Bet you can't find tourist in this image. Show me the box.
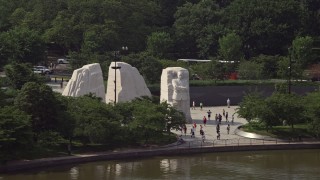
[216,124,220,134]
[200,129,204,136]
[215,114,218,121]
[203,116,207,126]
[232,114,234,124]
[226,112,229,122]
[223,109,225,117]
[207,110,212,120]
[192,100,196,110]
[202,132,206,143]
[200,102,203,110]
[218,114,222,123]
[227,98,230,108]
[190,127,195,138]
[227,124,230,134]
[193,122,197,129]
[217,132,220,140]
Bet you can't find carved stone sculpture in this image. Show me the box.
[105,62,151,104]
[161,67,191,122]
[62,63,106,102]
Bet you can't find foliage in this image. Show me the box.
[14,82,61,136]
[174,0,223,58]
[147,32,173,59]
[122,52,163,83]
[4,63,45,90]
[303,92,320,137]
[218,32,243,62]
[158,102,186,133]
[252,55,279,79]
[291,36,314,68]
[237,92,264,122]
[223,0,307,56]
[238,92,305,131]
[237,61,263,80]
[0,106,33,162]
[0,27,45,66]
[67,96,121,144]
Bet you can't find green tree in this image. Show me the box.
[67,96,121,144]
[128,98,167,144]
[237,61,262,80]
[0,27,45,65]
[237,92,264,122]
[0,106,33,163]
[252,55,279,79]
[14,82,61,137]
[223,0,307,55]
[122,52,163,84]
[4,63,44,90]
[292,36,314,68]
[303,92,320,137]
[174,0,223,58]
[159,102,186,133]
[218,32,243,62]
[265,93,304,130]
[147,32,173,58]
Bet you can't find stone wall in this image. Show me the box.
[189,85,318,106]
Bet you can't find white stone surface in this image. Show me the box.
[62,63,105,102]
[160,67,192,122]
[105,62,151,104]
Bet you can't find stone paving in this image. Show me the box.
[173,105,247,142]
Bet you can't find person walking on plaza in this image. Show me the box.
[218,114,222,124]
[223,109,225,117]
[207,110,212,120]
[232,114,234,124]
[216,124,220,134]
[190,127,195,138]
[227,124,230,134]
[192,100,196,110]
[203,116,207,126]
[226,112,229,122]
[217,132,220,140]
[227,98,230,108]
[202,131,206,143]
[200,102,203,110]
[215,114,218,121]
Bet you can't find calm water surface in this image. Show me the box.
[1,149,320,180]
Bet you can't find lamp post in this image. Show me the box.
[111,46,128,105]
[288,47,292,94]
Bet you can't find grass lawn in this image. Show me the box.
[241,123,315,139]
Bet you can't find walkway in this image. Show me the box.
[174,105,249,142]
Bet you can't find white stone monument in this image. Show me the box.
[105,62,151,104]
[160,67,192,122]
[62,63,106,102]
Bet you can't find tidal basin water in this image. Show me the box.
[1,149,320,180]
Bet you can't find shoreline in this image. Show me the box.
[1,141,320,173]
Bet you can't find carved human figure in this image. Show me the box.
[172,70,191,120]
[167,71,176,103]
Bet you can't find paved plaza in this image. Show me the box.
[173,105,248,143]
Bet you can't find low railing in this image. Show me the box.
[171,138,319,149]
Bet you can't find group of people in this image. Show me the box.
[177,99,235,143]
